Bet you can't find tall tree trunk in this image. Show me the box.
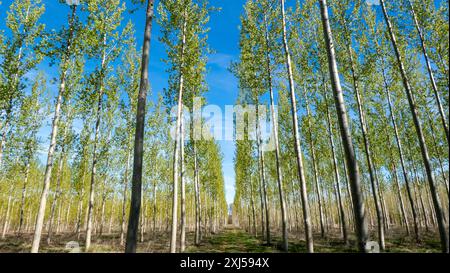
[1,186,13,239]
[18,163,30,234]
[258,175,265,240]
[140,188,145,243]
[255,103,270,246]
[64,196,72,233]
[193,139,201,245]
[280,0,313,253]
[99,192,107,237]
[249,180,257,237]
[31,6,77,253]
[47,154,64,245]
[125,0,154,253]
[264,14,288,251]
[305,95,325,239]
[339,139,355,230]
[75,184,84,238]
[382,63,420,241]
[85,33,107,252]
[180,114,186,252]
[170,7,187,254]
[152,180,157,234]
[409,159,430,232]
[380,0,449,253]
[318,0,369,253]
[108,194,116,234]
[407,0,449,143]
[387,140,410,235]
[346,42,385,250]
[323,90,348,244]
[120,150,131,246]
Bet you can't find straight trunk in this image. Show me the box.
[18,163,30,234]
[280,0,313,252]
[264,14,287,251]
[389,148,410,235]
[31,5,77,253]
[324,91,348,244]
[180,114,186,252]
[121,150,131,246]
[346,42,385,250]
[249,180,257,237]
[255,104,270,245]
[319,0,369,252]
[382,63,420,241]
[125,0,154,253]
[305,97,325,239]
[193,139,201,245]
[1,187,13,239]
[85,34,107,252]
[47,154,64,245]
[170,7,187,253]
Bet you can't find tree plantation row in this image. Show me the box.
[0,0,227,253]
[0,0,448,254]
[231,0,448,253]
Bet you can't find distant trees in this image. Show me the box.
[157,0,213,253]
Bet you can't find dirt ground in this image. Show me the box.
[0,226,442,253]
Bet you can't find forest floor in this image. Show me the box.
[0,226,442,253]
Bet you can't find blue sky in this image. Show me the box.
[0,0,245,204]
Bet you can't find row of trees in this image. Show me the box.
[233,0,448,253]
[0,0,227,253]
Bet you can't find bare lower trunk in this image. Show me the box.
[99,193,107,236]
[258,175,265,240]
[121,150,131,246]
[389,151,410,235]
[255,104,270,245]
[264,15,287,250]
[324,91,348,244]
[280,0,313,252]
[319,0,369,252]
[18,164,30,234]
[305,97,325,238]
[170,8,187,253]
[125,0,154,253]
[346,41,385,250]
[108,195,116,234]
[47,155,64,245]
[180,115,186,252]
[250,181,257,237]
[193,140,201,245]
[382,65,420,241]
[31,5,77,254]
[1,188,13,239]
[85,34,107,251]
